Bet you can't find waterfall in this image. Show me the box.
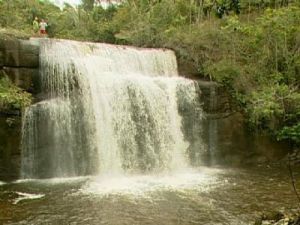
[21,39,203,179]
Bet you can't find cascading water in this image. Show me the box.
[21,39,204,179]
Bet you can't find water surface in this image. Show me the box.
[1,166,299,225]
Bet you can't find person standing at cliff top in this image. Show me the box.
[32,17,39,36]
[39,19,48,37]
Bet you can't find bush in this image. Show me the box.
[0,76,32,111]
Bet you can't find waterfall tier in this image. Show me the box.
[21,39,203,178]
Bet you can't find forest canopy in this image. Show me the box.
[0,0,299,144]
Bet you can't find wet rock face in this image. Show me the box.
[196,80,232,115]
[202,112,288,166]
[0,38,39,92]
[0,37,39,180]
[3,67,39,92]
[193,81,288,166]
[0,38,39,67]
[0,115,21,181]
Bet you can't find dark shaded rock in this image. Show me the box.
[2,38,39,68]
[0,50,4,67]
[178,58,199,77]
[0,35,40,92]
[0,114,21,181]
[201,112,287,166]
[4,50,19,67]
[1,38,20,51]
[0,38,5,50]
[189,79,289,166]
[262,211,284,221]
[0,36,39,180]
[4,50,39,68]
[3,67,38,92]
[196,80,233,115]
[20,40,39,55]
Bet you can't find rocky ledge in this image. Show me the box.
[255,211,300,225]
[0,36,39,92]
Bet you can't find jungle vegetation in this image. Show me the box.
[0,0,299,144]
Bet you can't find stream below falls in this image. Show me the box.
[1,166,299,225]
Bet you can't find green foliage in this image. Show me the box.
[0,0,117,42]
[203,59,240,84]
[217,7,300,144]
[0,76,32,111]
[277,123,300,144]
[247,84,300,126]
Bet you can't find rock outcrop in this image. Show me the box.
[0,37,39,180]
[193,81,287,166]
[0,37,39,92]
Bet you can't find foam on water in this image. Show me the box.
[14,176,89,185]
[81,168,222,196]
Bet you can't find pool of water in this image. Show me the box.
[0,166,299,225]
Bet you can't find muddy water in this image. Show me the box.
[0,166,299,225]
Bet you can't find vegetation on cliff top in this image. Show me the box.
[0,75,32,111]
[0,0,299,144]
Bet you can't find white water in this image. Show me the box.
[13,192,45,204]
[81,168,222,196]
[21,39,203,179]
